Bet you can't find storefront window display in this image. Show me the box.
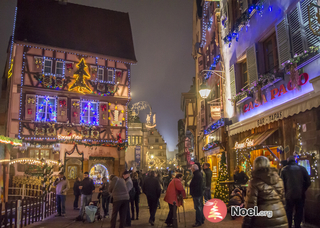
[89,164,109,185]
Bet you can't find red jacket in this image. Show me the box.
[164,178,186,207]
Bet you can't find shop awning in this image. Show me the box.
[233,128,278,149]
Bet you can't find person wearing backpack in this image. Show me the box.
[123,170,134,227]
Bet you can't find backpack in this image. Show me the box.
[129,187,136,201]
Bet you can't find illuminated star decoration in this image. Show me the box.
[69,58,92,94]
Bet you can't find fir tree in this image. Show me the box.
[69,58,92,93]
[214,152,229,203]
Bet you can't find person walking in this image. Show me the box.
[73,177,81,210]
[190,164,204,227]
[281,156,311,228]
[109,174,130,228]
[54,172,70,217]
[123,170,133,227]
[242,156,288,228]
[202,163,212,202]
[155,172,163,209]
[164,174,186,227]
[142,171,161,226]
[98,177,110,218]
[131,172,141,220]
[77,172,95,220]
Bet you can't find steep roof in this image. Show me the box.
[15,0,137,62]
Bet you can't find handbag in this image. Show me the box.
[174,179,183,205]
[110,178,119,204]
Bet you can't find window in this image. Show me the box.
[263,33,278,73]
[36,96,57,122]
[44,59,52,74]
[107,70,114,82]
[80,101,99,125]
[55,61,63,76]
[30,149,50,159]
[150,146,154,149]
[136,136,139,144]
[240,60,248,89]
[155,138,159,143]
[98,68,104,81]
[132,136,135,145]
[139,136,142,144]
[128,136,131,145]
[160,146,163,149]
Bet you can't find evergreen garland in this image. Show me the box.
[214,152,229,203]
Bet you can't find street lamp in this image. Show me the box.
[151,155,154,159]
[199,83,211,99]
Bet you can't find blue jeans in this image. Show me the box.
[79,194,92,216]
[102,196,110,216]
[193,196,204,224]
[56,195,66,215]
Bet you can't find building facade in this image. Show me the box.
[126,122,149,171]
[221,0,320,226]
[1,0,136,198]
[146,128,167,170]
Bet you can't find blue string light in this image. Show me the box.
[204,118,225,135]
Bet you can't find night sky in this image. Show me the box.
[0,0,195,151]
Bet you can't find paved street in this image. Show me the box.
[27,193,242,228]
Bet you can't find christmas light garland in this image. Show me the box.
[0,135,22,146]
[204,118,225,135]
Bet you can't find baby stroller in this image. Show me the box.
[82,200,102,223]
[227,188,244,220]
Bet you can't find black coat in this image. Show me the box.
[190,170,203,197]
[80,177,95,195]
[203,168,212,188]
[234,171,249,185]
[142,176,161,200]
[280,161,311,199]
[73,180,81,196]
[132,178,141,195]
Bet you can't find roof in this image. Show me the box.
[15,0,136,62]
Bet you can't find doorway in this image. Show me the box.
[66,158,82,191]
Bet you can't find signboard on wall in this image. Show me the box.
[210,106,221,121]
[135,146,141,167]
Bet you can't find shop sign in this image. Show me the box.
[57,134,82,140]
[243,73,309,114]
[210,106,221,121]
[257,111,283,126]
[234,138,254,149]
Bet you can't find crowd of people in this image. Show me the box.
[52,155,311,228]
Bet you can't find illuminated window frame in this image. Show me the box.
[36,96,57,122]
[80,100,99,125]
[98,68,104,81]
[44,59,52,74]
[55,61,64,76]
[107,69,114,83]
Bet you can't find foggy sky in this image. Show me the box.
[0,0,195,151]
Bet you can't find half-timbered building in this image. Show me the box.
[2,0,136,189]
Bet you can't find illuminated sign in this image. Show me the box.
[243,73,309,113]
[257,111,283,126]
[57,134,82,140]
[234,138,254,149]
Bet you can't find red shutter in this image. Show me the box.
[57,97,68,122]
[71,99,80,124]
[99,102,108,125]
[25,95,36,120]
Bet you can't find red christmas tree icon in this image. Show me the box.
[208,201,223,220]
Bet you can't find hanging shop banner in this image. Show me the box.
[135,146,141,167]
[239,72,312,122]
[210,106,221,121]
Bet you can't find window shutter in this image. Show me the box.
[276,17,292,66]
[25,95,36,120]
[241,0,248,13]
[99,102,108,126]
[57,97,68,122]
[229,64,236,98]
[71,99,80,124]
[246,44,258,85]
[300,0,320,48]
[288,4,307,55]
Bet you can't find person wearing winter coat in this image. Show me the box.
[73,177,81,210]
[142,171,161,226]
[98,177,110,218]
[131,172,141,220]
[242,156,288,228]
[123,170,133,227]
[109,175,129,228]
[78,172,95,219]
[280,156,311,228]
[190,164,205,227]
[202,163,212,202]
[54,172,70,217]
[164,174,186,227]
[234,166,249,185]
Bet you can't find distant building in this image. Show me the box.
[146,128,167,170]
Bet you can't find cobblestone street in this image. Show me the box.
[27,193,243,228]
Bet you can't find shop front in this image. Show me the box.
[227,59,320,226]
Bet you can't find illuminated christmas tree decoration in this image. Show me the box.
[8,59,13,78]
[69,58,92,94]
